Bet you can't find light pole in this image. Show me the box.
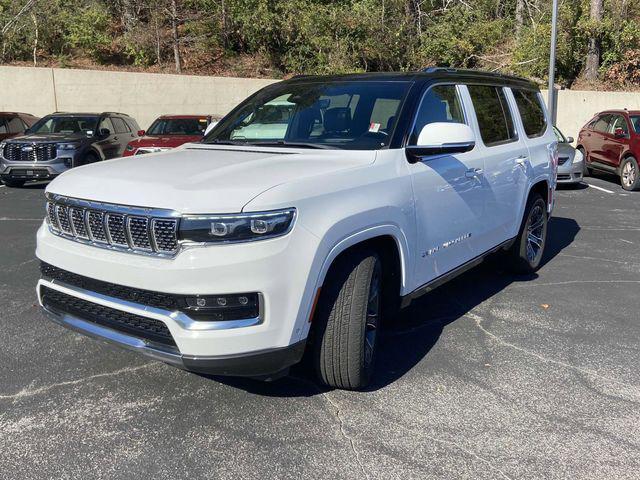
[548,0,559,124]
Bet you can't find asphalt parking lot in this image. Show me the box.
[1,174,639,480]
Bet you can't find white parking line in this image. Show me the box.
[585,182,615,194]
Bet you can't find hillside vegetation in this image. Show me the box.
[1,0,638,89]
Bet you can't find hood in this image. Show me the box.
[7,132,91,143]
[130,135,202,149]
[46,145,375,214]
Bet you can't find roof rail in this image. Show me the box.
[101,112,130,117]
[422,67,533,84]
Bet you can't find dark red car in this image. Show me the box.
[0,112,39,141]
[577,109,640,191]
[123,114,221,156]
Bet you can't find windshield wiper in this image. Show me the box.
[250,141,336,150]
[205,139,248,146]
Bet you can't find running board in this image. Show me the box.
[588,161,617,173]
[400,237,516,308]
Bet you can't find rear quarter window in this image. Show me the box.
[112,117,130,134]
[513,89,547,138]
[468,85,517,146]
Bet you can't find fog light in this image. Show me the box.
[185,293,260,321]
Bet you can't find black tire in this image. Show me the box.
[2,179,25,188]
[620,156,640,191]
[506,193,548,274]
[313,249,382,390]
[578,147,591,177]
[75,151,99,168]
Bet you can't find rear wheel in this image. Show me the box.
[620,156,640,191]
[313,249,382,390]
[1,178,25,188]
[506,193,548,274]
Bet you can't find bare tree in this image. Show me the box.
[585,0,604,81]
[515,0,525,36]
[170,0,182,73]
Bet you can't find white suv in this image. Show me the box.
[36,69,557,390]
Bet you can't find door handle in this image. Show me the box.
[515,155,528,166]
[465,168,483,178]
[113,136,118,140]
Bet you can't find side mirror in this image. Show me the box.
[99,128,111,137]
[614,127,625,138]
[137,130,145,136]
[565,136,574,144]
[406,122,476,163]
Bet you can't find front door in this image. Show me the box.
[602,114,630,168]
[407,84,487,287]
[96,117,118,159]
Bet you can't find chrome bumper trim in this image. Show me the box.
[37,278,263,332]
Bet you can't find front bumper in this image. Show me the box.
[0,157,71,180]
[36,220,321,370]
[40,286,305,377]
[556,159,584,184]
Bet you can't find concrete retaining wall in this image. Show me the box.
[0,66,637,137]
[0,66,276,129]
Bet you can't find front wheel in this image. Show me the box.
[620,156,640,191]
[506,193,548,274]
[313,249,382,390]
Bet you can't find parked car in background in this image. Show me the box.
[123,115,221,156]
[0,112,140,187]
[577,109,640,191]
[37,69,556,390]
[0,112,39,142]
[554,126,583,185]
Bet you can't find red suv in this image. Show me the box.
[123,115,221,156]
[0,112,39,141]
[577,109,640,191]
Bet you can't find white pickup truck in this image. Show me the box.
[37,69,557,390]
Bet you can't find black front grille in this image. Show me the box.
[558,156,570,166]
[3,143,57,162]
[41,285,176,347]
[41,262,182,310]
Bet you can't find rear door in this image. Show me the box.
[464,84,530,243]
[602,114,630,168]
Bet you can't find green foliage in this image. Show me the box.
[0,0,639,87]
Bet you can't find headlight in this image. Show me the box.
[179,208,296,244]
[58,143,79,150]
[126,144,135,151]
[572,148,584,164]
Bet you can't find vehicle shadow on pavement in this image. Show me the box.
[207,216,580,396]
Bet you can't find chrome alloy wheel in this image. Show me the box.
[622,161,636,188]
[526,204,545,264]
[364,261,381,368]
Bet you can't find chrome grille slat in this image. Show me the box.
[45,196,180,257]
[3,143,57,162]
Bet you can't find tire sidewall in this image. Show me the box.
[518,196,548,270]
[620,156,640,191]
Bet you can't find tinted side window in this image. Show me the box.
[593,115,611,133]
[608,115,629,136]
[410,85,464,144]
[7,117,25,134]
[468,85,517,146]
[99,117,115,134]
[0,119,7,134]
[112,117,130,134]
[513,89,546,137]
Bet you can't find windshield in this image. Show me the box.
[631,116,640,134]
[147,118,208,136]
[30,116,99,135]
[553,126,567,143]
[205,81,411,150]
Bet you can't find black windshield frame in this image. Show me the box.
[204,80,413,150]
